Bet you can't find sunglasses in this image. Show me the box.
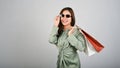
[60,14,71,18]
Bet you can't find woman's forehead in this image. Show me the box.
[62,10,71,15]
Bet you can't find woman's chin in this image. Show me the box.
[62,22,69,26]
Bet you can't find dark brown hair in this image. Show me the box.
[57,7,75,37]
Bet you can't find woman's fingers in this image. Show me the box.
[68,27,75,35]
[54,15,60,27]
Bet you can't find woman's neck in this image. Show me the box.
[64,25,72,30]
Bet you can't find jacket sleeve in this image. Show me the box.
[67,29,86,51]
[49,26,58,45]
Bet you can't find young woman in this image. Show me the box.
[49,7,86,68]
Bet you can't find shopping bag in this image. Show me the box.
[81,29,104,52]
[83,36,97,56]
[76,25,104,56]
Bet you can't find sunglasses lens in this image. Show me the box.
[61,14,71,18]
[61,14,64,17]
[66,15,70,18]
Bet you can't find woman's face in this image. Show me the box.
[60,10,72,26]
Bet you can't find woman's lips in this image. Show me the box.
[62,20,68,23]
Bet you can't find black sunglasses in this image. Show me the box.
[60,14,71,18]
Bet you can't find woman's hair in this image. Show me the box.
[57,7,75,37]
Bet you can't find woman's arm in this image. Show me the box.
[49,26,58,45]
[49,16,60,45]
[67,29,86,51]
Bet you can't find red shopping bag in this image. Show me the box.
[81,29,104,52]
[76,25,104,54]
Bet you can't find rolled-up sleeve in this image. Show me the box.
[49,26,58,44]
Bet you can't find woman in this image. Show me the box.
[49,7,86,68]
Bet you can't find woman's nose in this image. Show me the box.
[62,16,67,19]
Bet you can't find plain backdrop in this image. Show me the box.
[0,0,120,68]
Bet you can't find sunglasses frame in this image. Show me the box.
[60,14,71,18]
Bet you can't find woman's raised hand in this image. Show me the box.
[68,27,75,36]
[54,15,60,27]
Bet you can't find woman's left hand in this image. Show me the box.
[68,27,75,36]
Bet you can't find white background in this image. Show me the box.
[0,0,120,68]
